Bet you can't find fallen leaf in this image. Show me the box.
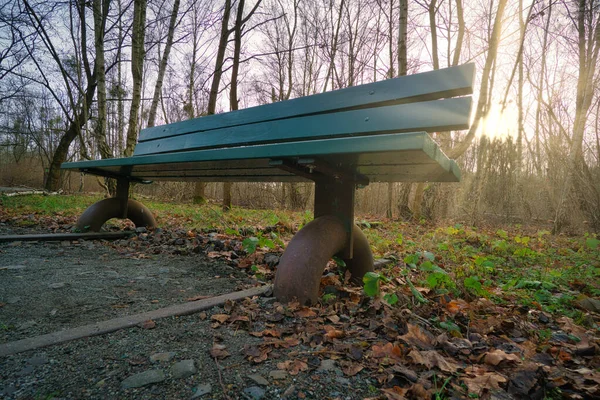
[295,307,317,318]
[324,325,345,339]
[277,360,308,375]
[381,386,409,400]
[371,342,402,361]
[263,329,281,338]
[446,299,470,314]
[462,372,507,394]
[483,349,521,366]
[211,314,230,323]
[327,315,340,324]
[399,323,436,350]
[340,360,364,376]
[229,315,250,324]
[407,349,459,373]
[210,344,230,359]
[140,320,156,329]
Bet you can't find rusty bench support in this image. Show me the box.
[76,175,156,232]
[273,176,374,305]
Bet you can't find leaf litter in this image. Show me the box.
[0,204,599,398]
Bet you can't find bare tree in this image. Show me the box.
[124,0,147,156]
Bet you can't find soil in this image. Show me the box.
[0,223,373,400]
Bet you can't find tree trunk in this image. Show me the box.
[45,80,97,191]
[447,0,508,159]
[553,0,600,233]
[124,0,147,156]
[147,0,180,128]
[93,0,115,195]
[193,0,232,204]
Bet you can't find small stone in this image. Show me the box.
[96,379,106,388]
[27,355,48,366]
[7,297,21,304]
[269,370,288,380]
[121,369,166,388]
[282,384,296,398]
[171,359,197,379]
[135,227,148,233]
[263,253,280,267]
[335,377,351,385]
[247,373,269,386]
[150,352,176,363]
[61,240,71,247]
[318,359,337,372]
[374,258,394,268]
[191,383,212,398]
[48,282,66,289]
[578,297,600,313]
[243,386,265,399]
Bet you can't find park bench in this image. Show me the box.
[62,63,475,304]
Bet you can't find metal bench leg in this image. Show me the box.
[274,181,374,304]
[76,179,157,232]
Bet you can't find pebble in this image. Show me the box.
[27,355,48,366]
[243,386,266,399]
[121,369,166,388]
[149,352,176,363]
[247,373,269,386]
[269,370,288,380]
[4,265,26,270]
[282,384,296,398]
[171,359,197,379]
[135,227,147,233]
[318,359,337,372]
[48,282,66,289]
[191,383,212,398]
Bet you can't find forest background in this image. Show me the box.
[0,0,599,234]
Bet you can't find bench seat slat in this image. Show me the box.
[138,63,475,143]
[63,132,460,183]
[133,98,472,156]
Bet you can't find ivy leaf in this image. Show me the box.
[383,293,399,306]
[332,256,347,267]
[363,272,381,297]
[464,276,482,294]
[242,237,259,254]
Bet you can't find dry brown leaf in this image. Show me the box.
[140,320,156,329]
[407,349,459,373]
[296,307,317,318]
[229,315,250,324]
[277,359,308,375]
[211,314,230,323]
[340,360,364,376]
[324,325,345,339]
[327,315,340,324]
[399,323,436,350]
[321,274,341,286]
[210,344,230,359]
[263,329,281,338]
[483,349,521,366]
[446,299,470,315]
[371,342,402,360]
[380,386,409,400]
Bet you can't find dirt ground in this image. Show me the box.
[0,223,373,400]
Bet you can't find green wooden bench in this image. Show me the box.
[62,63,475,304]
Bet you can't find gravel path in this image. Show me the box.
[0,224,372,399]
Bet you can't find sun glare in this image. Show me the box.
[477,103,518,140]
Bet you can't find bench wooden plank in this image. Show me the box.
[138,63,475,143]
[133,98,472,156]
[63,132,460,183]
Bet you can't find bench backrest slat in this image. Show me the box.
[137,63,475,145]
[133,97,472,156]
